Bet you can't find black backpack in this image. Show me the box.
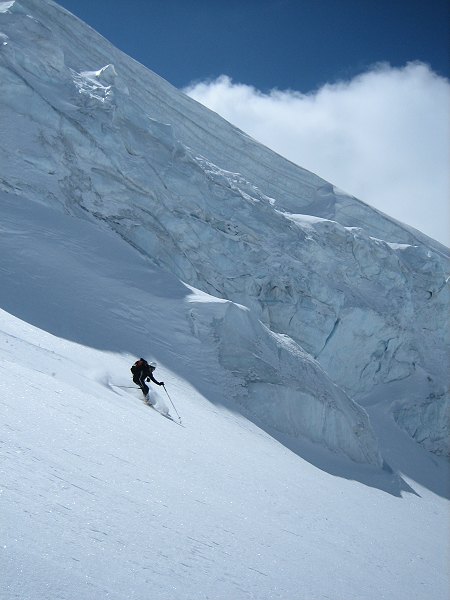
[131,358,147,375]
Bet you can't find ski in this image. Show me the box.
[145,400,184,427]
[109,383,183,426]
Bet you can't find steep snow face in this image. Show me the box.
[0,187,382,468]
[0,0,448,456]
[1,283,449,600]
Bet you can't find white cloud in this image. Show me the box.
[185,63,449,246]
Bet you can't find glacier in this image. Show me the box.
[0,0,449,464]
[1,2,450,599]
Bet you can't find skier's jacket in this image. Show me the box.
[131,359,163,386]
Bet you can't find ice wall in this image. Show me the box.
[187,294,382,464]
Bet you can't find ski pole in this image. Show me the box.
[163,385,182,423]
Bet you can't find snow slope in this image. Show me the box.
[1,191,449,600]
[0,1,449,597]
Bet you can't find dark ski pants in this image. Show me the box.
[133,374,149,397]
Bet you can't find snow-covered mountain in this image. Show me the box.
[1,1,449,598]
[1,0,448,459]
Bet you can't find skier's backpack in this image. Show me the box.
[131,358,145,375]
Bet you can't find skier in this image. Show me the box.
[131,358,164,398]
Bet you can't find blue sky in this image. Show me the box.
[57,0,448,91]
[57,0,449,245]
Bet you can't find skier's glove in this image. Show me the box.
[146,377,150,382]
[159,381,164,386]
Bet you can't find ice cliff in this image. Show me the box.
[0,0,448,460]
